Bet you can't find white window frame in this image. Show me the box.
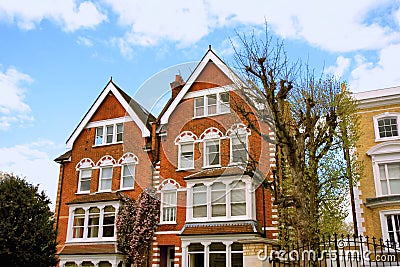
[186,177,254,222]
[120,163,136,190]
[94,123,124,146]
[204,139,221,168]
[67,202,119,243]
[380,210,400,246]
[178,142,195,170]
[78,168,92,193]
[193,92,230,118]
[230,133,248,164]
[373,113,400,142]
[367,141,400,197]
[158,179,181,225]
[160,189,177,224]
[182,240,243,267]
[99,166,113,192]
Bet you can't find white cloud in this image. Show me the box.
[102,0,400,54]
[0,0,107,32]
[77,36,94,47]
[350,43,400,92]
[325,56,351,78]
[0,66,34,130]
[0,140,60,209]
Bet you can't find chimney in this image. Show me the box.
[170,75,185,99]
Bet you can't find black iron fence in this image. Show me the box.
[270,235,400,267]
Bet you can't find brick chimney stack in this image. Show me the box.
[170,75,185,99]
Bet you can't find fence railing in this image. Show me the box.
[271,235,400,267]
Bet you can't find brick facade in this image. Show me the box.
[54,48,277,267]
[354,87,400,241]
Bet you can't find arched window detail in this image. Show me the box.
[117,152,138,165]
[200,127,223,168]
[175,132,197,170]
[199,127,224,140]
[174,131,198,144]
[76,158,94,193]
[76,158,95,170]
[96,155,116,167]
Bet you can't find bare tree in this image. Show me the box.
[232,26,360,245]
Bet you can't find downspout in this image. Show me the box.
[55,162,65,234]
[262,185,266,238]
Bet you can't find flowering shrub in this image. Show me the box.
[117,188,160,266]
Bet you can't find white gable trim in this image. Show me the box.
[160,49,244,124]
[66,81,150,149]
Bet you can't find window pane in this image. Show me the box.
[231,203,246,216]
[95,127,103,145]
[206,140,220,166]
[79,169,91,192]
[378,118,398,138]
[212,204,226,217]
[390,180,400,194]
[101,179,112,190]
[122,164,134,188]
[232,253,243,267]
[388,164,400,178]
[220,92,230,113]
[195,97,204,117]
[116,123,123,142]
[101,167,112,178]
[209,253,226,267]
[207,94,217,115]
[231,243,243,251]
[180,143,194,169]
[210,242,225,251]
[106,125,114,143]
[193,206,207,218]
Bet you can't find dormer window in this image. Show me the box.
[374,113,400,141]
[95,123,124,146]
[194,92,230,118]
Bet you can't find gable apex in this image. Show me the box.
[159,48,245,125]
[66,80,154,149]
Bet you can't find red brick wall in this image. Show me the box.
[55,93,152,253]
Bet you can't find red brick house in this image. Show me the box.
[54,48,277,267]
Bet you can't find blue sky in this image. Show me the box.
[0,0,400,208]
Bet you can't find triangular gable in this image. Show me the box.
[66,80,151,149]
[159,48,245,125]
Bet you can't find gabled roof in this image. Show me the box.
[159,47,244,125]
[66,79,155,149]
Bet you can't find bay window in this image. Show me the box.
[69,204,117,241]
[189,179,250,221]
[186,242,243,267]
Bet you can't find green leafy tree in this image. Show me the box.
[232,27,361,245]
[0,172,57,267]
[117,188,160,267]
